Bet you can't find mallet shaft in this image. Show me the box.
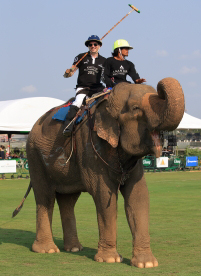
[72,4,140,69]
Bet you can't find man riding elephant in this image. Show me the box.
[63,35,106,136]
[103,39,146,87]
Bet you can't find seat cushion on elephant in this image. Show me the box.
[52,102,72,121]
[52,93,110,124]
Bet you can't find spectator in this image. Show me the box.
[0,145,5,160]
[167,146,173,155]
[162,147,169,157]
[20,151,25,158]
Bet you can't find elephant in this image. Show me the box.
[14,77,184,268]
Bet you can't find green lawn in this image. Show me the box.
[0,171,201,275]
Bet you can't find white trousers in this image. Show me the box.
[72,88,87,108]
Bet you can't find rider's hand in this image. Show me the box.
[65,69,74,78]
[135,78,146,84]
[64,66,77,78]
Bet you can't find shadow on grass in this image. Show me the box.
[0,228,130,264]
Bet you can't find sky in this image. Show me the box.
[1,0,201,119]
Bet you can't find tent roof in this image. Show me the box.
[0,97,65,132]
[177,112,201,130]
[0,97,201,133]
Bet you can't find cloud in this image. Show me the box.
[180,66,198,75]
[192,50,201,58]
[21,85,37,93]
[156,50,168,57]
[180,50,201,60]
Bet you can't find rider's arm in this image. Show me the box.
[128,62,143,83]
[63,65,77,78]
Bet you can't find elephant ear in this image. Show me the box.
[94,99,120,148]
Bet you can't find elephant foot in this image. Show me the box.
[94,250,123,263]
[32,240,60,253]
[64,241,83,252]
[131,251,158,268]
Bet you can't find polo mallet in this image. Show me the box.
[85,88,112,104]
[67,4,140,73]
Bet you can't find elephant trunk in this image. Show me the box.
[156,77,185,131]
[143,78,185,131]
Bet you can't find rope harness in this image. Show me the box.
[87,107,138,187]
[66,102,138,187]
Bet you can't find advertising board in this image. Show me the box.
[0,160,16,173]
[156,157,168,168]
[186,156,198,167]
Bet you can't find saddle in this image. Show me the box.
[52,88,112,125]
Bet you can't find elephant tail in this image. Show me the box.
[12,182,32,218]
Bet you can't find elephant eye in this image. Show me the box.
[132,106,139,111]
[131,105,143,117]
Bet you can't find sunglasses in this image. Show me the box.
[89,43,98,47]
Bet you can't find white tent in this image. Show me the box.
[0,97,65,132]
[0,97,201,133]
[177,112,201,130]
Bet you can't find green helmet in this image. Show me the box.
[113,39,133,51]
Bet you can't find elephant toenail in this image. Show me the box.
[71,247,79,252]
[138,262,144,268]
[106,257,115,263]
[154,261,159,267]
[145,262,153,268]
[48,249,55,253]
[116,256,121,262]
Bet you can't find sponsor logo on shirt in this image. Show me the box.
[84,60,90,64]
[84,66,99,75]
[74,56,78,62]
[113,65,128,76]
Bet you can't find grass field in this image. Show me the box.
[0,171,201,276]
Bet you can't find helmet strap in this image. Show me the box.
[119,48,125,60]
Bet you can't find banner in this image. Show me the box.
[0,160,16,173]
[173,158,181,167]
[143,158,153,167]
[156,157,168,168]
[186,156,198,167]
[142,156,155,169]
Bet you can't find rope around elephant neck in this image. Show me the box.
[65,130,74,164]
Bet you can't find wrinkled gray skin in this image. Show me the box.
[26,78,184,267]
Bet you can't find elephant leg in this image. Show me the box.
[32,192,60,253]
[120,174,158,268]
[93,184,122,263]
[28,149,60,253]
[56,192,83,252]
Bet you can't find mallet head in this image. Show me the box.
[128,4,140,13]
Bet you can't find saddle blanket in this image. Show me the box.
[52,102,72,122]
[52,88,112,123]
[52,100,96,124]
